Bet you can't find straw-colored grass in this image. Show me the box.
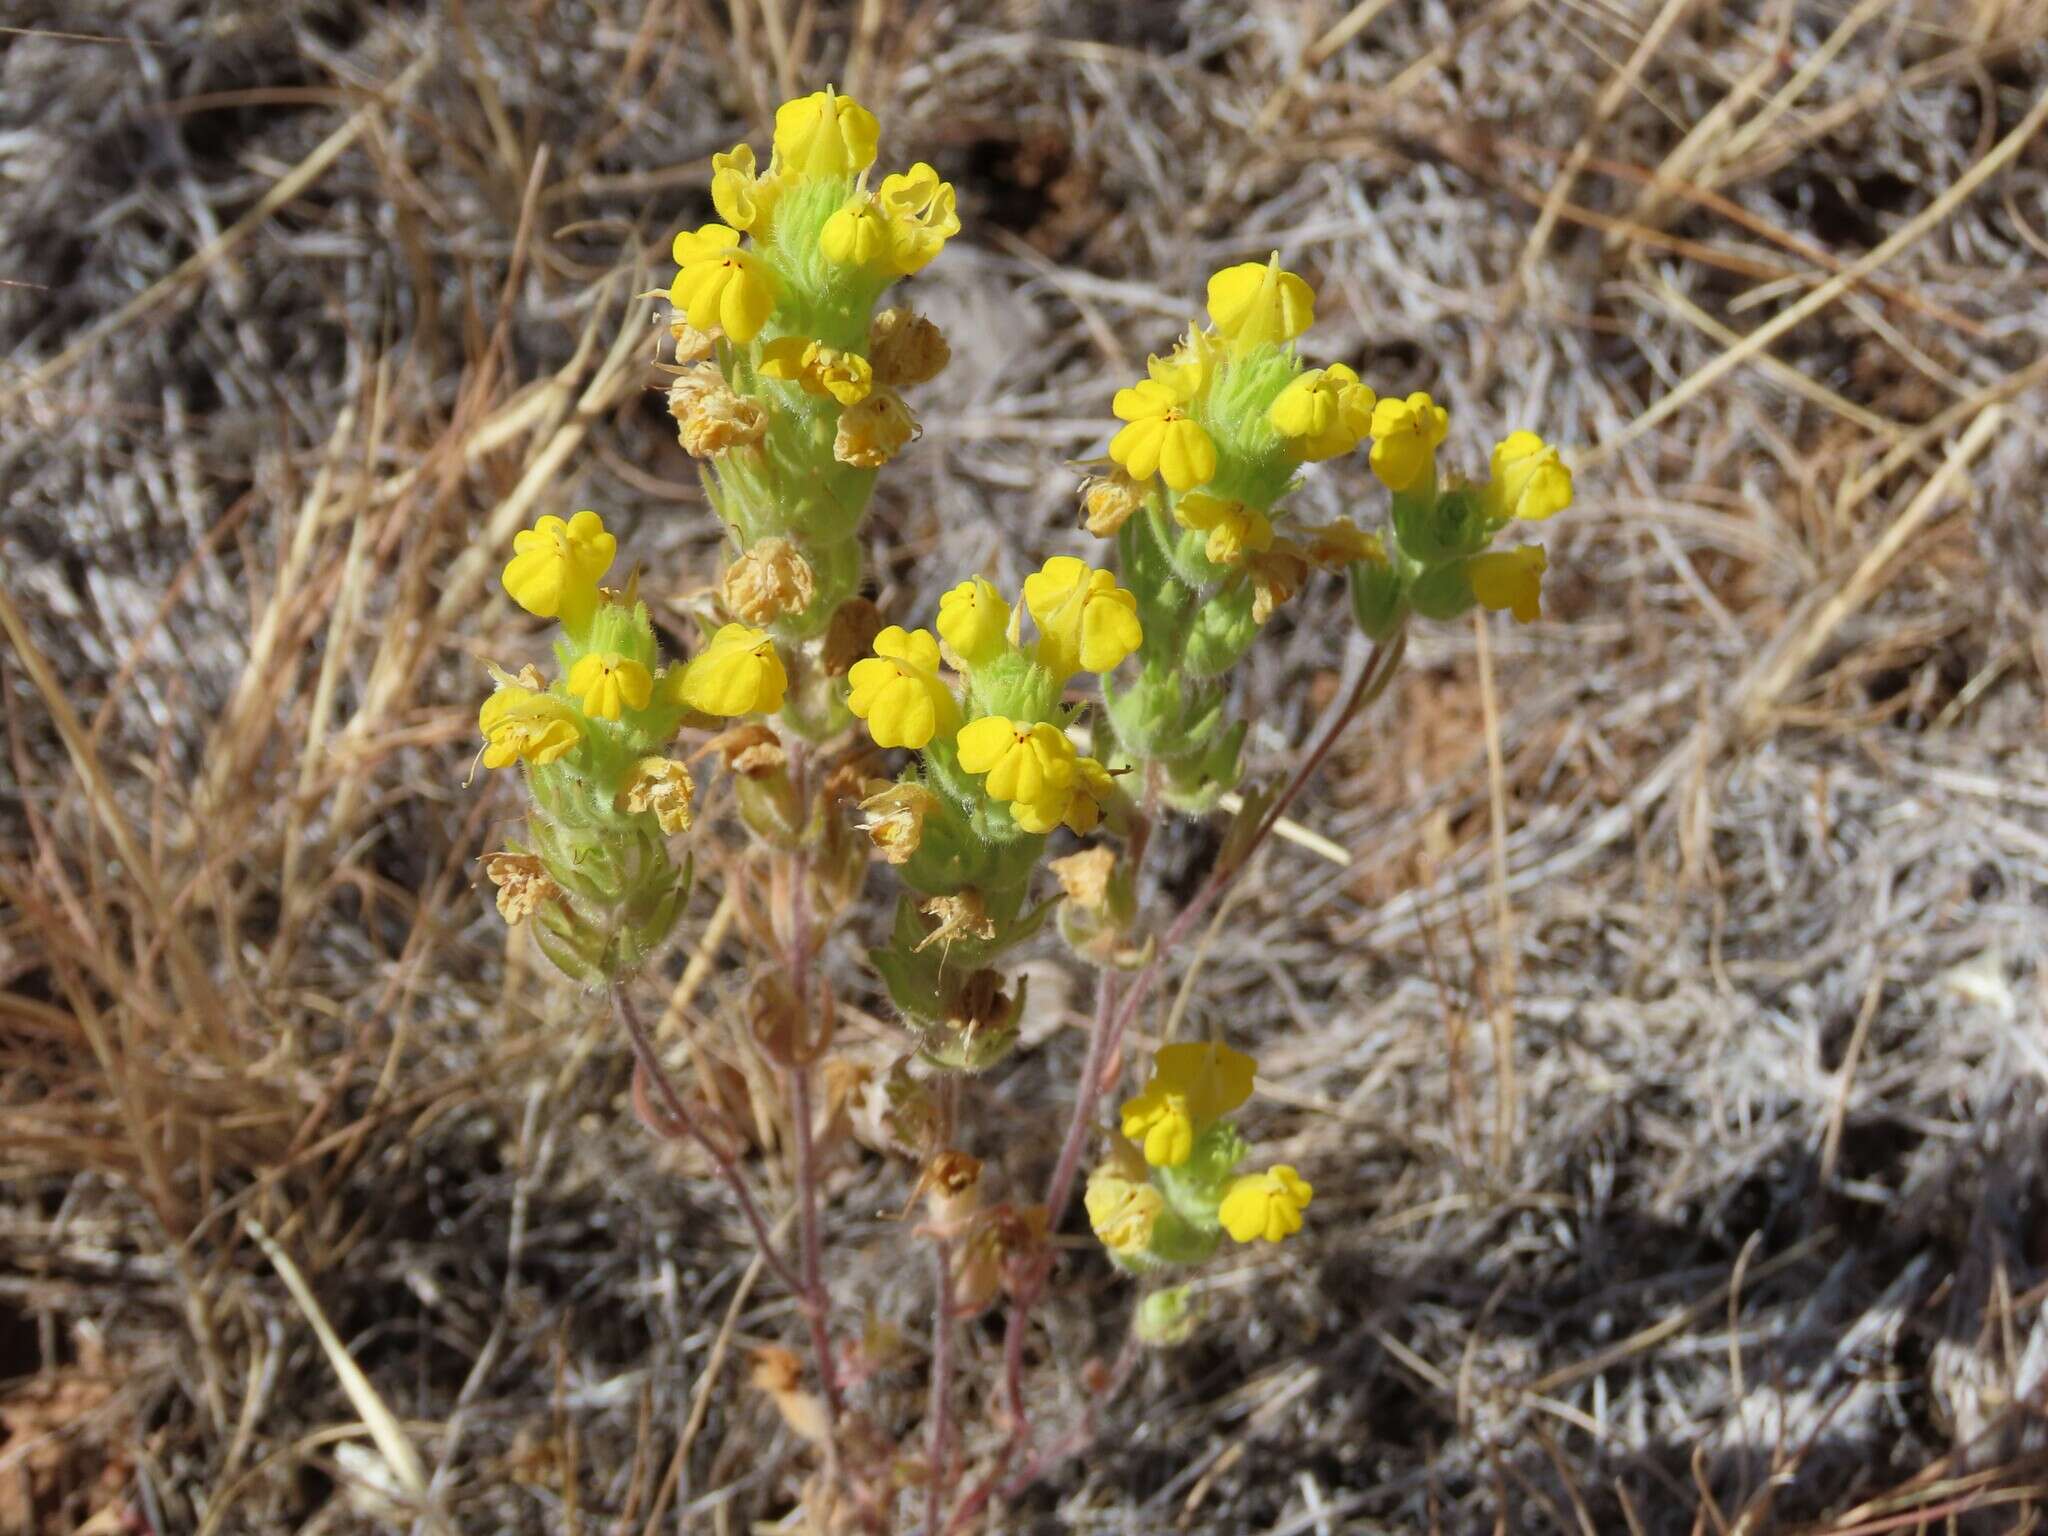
[4,1,2048,1530]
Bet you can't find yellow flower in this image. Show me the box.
[1205,254,1315,351]
[479,688,581,770]
[1269,363,1376,461]
[670,224,777,343]
[501,510,616,624]
[1172,492,1273,567]
[1468,546,1547,624]
[1118,1041,1257,1167]
[1120,1087,1194,1168]
[1218,1166,1313,1245]
[878,163,959,273]
[1149,332,1217,400]
[772,87,879,178]
[1109,378,1216,492]
[1152,1040,1256,1122]
[619,756,696,834]
[1368,391,1450,492]
[759,337,873,404]
[847,626,956,750]
[710,142,779,235]
[1488,430,1574,521]
[819,194,893,268]
[833,389,918,467]
[1085,1164,1163,1257]
[678,623,788,716]
[936,577,1011,670]
[1011,755,1115,836]
[566,651,654,720]
[1022,556,1143,679]
[955,716,1076,808]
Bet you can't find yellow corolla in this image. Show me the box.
[1205,254,1315,351]
[846,626,956,750]
[1109,378,1216,492]
[670,224,777,343]
[501,510,615,624]
[955,715,1077,808]
[479,688,581,770]
[677,623,788,716]
[1367,391,1450,493]
[1022,556,1142,678]
[566,652,653,721]
[1219,1166,1313,1245]
[1488,431,1573,521]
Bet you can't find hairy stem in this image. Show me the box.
[787,1060,844,1426]
[611,982,803,1297]
[925,1236,956,1534]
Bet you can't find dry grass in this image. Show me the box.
[4,0,2048,1530]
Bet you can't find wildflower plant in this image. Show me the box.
[1086,256,1571,807]
[473,86,1575,1531]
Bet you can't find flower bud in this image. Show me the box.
[719,537,817,627]
[1133,1286,1203,1347]
[668,366,767,457]
[869,306,951,388]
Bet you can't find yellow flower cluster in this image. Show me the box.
[1094,255,1575,629]
[665,88,956,493]
[844,558,1141,839]
[670,86,959,341]
[1087,1042,1315,1261]
[480,509,790,785]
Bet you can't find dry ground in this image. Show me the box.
[5,1,2048,1531]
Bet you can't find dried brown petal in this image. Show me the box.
[719,537,816,626]
[481,851,557,924]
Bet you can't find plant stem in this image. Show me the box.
[787,1059,844,1427]
[1044,964,1119,1223]
[1111,630,1405,1055]
[611,982,804,1298]
[924,1236,955,1535]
